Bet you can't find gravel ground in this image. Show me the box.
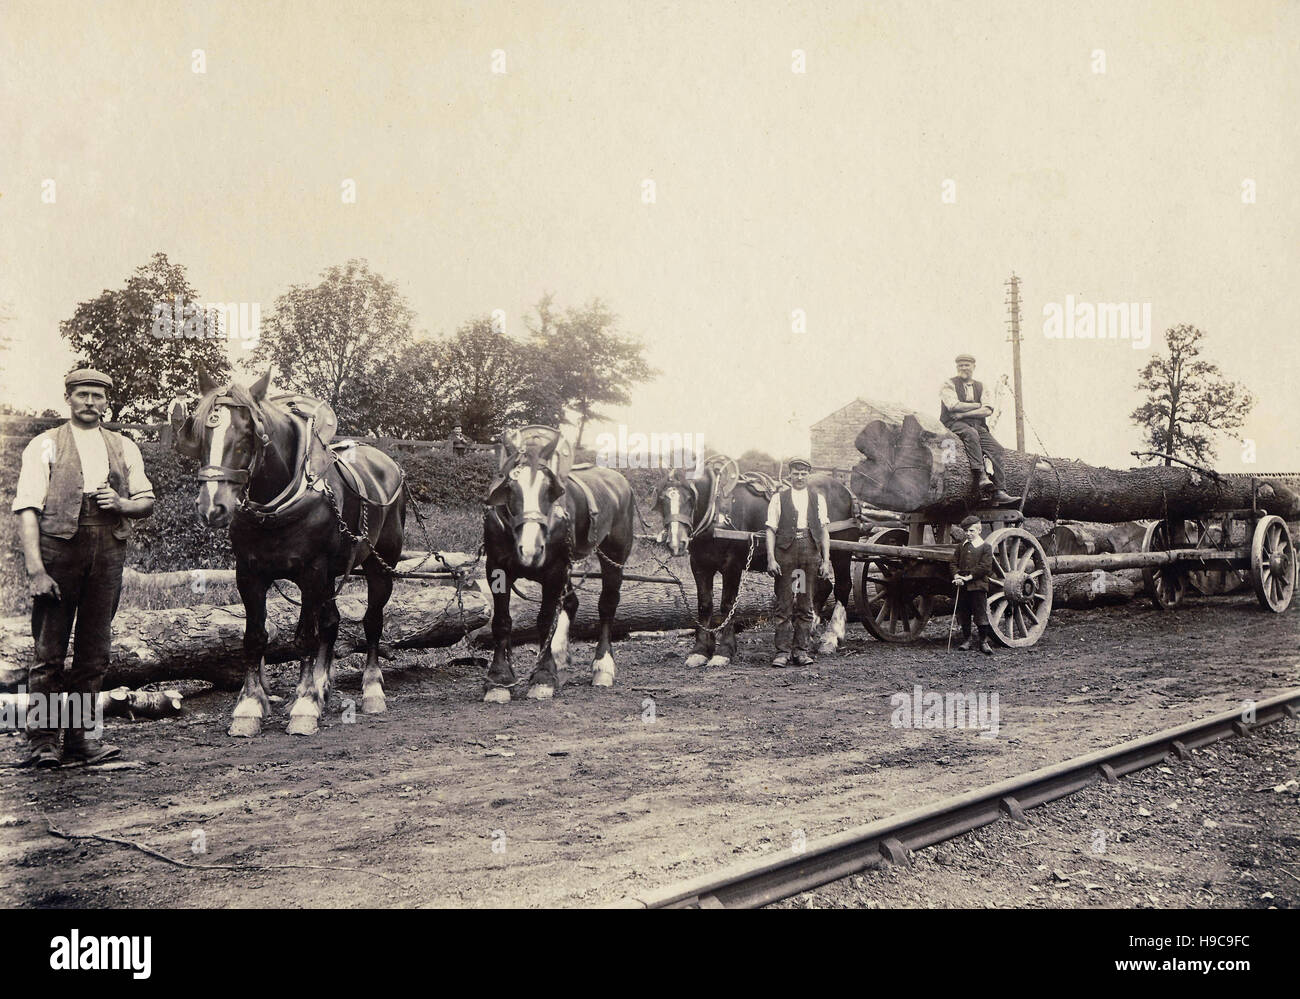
[778,720,1300,909]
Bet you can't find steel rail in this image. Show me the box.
[610,689,1300,909]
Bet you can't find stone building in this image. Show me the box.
[809,397,877,472]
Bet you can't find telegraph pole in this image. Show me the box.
[1005,271,1025,452]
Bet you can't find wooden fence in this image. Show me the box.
[0,414,494,455]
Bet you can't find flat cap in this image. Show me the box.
[960,514,982,529]
[786,456,813,470]
[954,353,976,364]
[64,368,114,391]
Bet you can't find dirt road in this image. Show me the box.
[2,593,1296,908]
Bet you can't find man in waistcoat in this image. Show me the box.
[765,457,832,668]
[939,354,1018,506]
[11,369,155,767]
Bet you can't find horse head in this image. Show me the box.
[177,368,275,528]
[485,427,572,569]
[648,467,701,556]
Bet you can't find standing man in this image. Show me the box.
[952,515,996,655]
[939,353,1018,506]
[11,369,155,767]
[765,457,832,667]
[449,423,470,458]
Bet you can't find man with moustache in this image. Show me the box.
[940,353,1018,506]
[11,369,154,767]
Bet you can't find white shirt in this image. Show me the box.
[765,487,829,532]
[70,423,110,492]
[11,424,154,513]
[940,377,979,410]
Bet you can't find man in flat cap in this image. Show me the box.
[10,368,155,767]
[765,457,832,667]
[939,354,1018,506]
[952,514,996,655]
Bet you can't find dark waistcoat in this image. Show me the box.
[775,487,823,551]
[39,422,132,541]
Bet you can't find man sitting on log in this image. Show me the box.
[765,457,832,668]
[940,353,1018,506]
[952,515,995,655]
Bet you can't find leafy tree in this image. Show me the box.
[345,339,452,439]
[736,449,780,476]
[1131,324,1254,467]
[249,259,414,430]
[527,295,657,446]
[437,318,565,440]
[59,253,231,421]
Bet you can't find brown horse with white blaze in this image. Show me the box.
[649,460,857,665]
[172,369,406,737]
[481,427,635,702]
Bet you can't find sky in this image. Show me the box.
[2,0,1297,471]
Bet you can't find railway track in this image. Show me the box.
[611,688,1300,909]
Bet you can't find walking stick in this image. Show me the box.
[946,577,964,652]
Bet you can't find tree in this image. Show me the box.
[736,449,780,476]
[249,259,414,431]
[437,318,566,440]
[1130,324,1254,467]
[59,253,231,421]
[345,339,452,439]
[527,295,657,447]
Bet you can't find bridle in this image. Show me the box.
[489,459,568,534]
[194,390,275,491]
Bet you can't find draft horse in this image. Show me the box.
[649,458,857,665]
[172,369,406,737]
[481,427,635,702]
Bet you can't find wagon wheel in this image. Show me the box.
[1250,515,1295,613]
[983,528,1053,648]
[852,528,933,643]
[1141,520,1187,610]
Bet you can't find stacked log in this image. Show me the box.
[851,400,1300,522]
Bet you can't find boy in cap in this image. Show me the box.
[952,514,996,655]
[11,368,155,766]
[939,354,1018,506]
[765,457,832,667]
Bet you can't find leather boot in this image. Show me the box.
[978,627,996,655]
[61,677,120,766]
[955,632,975,652]
[21,669,61,768]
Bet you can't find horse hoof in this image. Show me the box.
[592,671,615,688]
[361,696,387,715]
[227,716,262,738]
[286,715,319,736]
[706,656,731,667]
[816,637,838,655]
[483,687,511,704]
[685,654,709,668]
[525,684,554,700]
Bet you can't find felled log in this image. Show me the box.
[0,563,774,689]
[99,686,184,719]
[851,399,1300,522]
[1038,524,1116,556]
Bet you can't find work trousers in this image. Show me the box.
[955,586,991,636]
[946,419,1007,487]
[774,532,822,654]
[27,518,126,742]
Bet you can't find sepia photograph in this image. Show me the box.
[0,0,1295,969]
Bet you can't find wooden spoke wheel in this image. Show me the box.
[983,528,1053,648]
[1250,515,1295,613]
[1141,520,1187,610]
[852,528,933,643]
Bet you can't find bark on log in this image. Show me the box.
[0,563,775,689]
[851,399,1300,521]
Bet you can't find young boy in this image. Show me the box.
[952,514,996,655]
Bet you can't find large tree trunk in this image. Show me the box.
[851,399,1300,521]
[0,564,774,690]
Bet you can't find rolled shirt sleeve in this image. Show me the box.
[940,379,961,410]
[765,493,782,532]
[121,437,155,500]
[11,435,53,513]
[817,492,829,526]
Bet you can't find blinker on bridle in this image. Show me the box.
[194,391,275,489]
